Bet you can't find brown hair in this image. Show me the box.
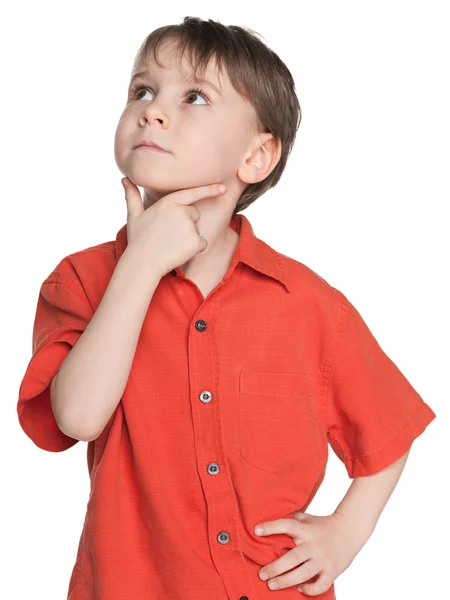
[131,16,302,215]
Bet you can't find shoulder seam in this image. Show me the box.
[65,241,114,259]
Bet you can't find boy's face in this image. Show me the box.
[114,38,272,210]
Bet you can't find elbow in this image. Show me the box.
[57,413,100,442]
[50,374,99,442]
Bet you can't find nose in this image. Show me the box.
[140,98,168,126]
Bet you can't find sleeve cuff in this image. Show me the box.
[17,339,81,452]
[339,402,437,478]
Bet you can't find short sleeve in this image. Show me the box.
[17,271,93,452]
[325,292,436,478]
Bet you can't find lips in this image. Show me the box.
[134,141,168,152]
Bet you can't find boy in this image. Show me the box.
[17,16,436,600]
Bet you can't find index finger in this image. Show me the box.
[170,183,227,205]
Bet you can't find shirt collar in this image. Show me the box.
[115,212,291,293]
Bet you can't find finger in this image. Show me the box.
[186,204,202,223]
[266,559,321,592]
[197,235,208,253]
[292,511,308,521]
[297,571,333,596]
[172,183,227,206]
[122,177,144,219]
[258,544,309,583]
[254,518,299,538]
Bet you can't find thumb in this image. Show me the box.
[122,177,144,219]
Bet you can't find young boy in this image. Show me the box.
[17,17,436,600]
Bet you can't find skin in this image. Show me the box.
[253,511,367,594]
[114,37,281,279]
[254,450,410,594]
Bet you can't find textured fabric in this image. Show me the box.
[17,212,436,599]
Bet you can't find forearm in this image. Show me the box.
[52,247,163,442]
[333,449,410,538]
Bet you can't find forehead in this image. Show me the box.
[133,39,224,84]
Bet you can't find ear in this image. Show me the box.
[238,133,282,185]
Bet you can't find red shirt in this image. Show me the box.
[17,212,436,599]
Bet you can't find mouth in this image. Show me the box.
[134,142,169,153]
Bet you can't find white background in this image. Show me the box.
[3,1,448,598]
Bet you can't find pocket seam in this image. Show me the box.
[239,370,322,473]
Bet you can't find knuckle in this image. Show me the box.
[316,577,331,594]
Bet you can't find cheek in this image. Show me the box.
[209,134,247,172]
[113,130,128,169]
[113,116,133,163]
[185,141,227,172]
[186,120,237,159]
[113,130,124,165]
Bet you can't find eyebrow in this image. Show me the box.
[130,71,222,96]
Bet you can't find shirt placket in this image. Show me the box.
[171,267,258,600]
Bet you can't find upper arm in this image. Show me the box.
[50,373,59,418]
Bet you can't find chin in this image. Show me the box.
[122,170,175,192]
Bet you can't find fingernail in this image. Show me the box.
[218,184,226,192]
[254,527,264,535]
[268,581,279,590]
[121,178,128,189]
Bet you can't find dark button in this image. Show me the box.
[240,597,249,600]
[217,531,230,544]
[207,462,220,475]
[195,319,207,332]
[170,269,176,276]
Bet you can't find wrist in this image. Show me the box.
[121,246,165,282]
[332,508,376,546]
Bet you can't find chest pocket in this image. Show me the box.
[239,370,322,473]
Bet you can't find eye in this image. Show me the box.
[129,83,210,105]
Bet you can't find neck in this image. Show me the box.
[179,219,239,277]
